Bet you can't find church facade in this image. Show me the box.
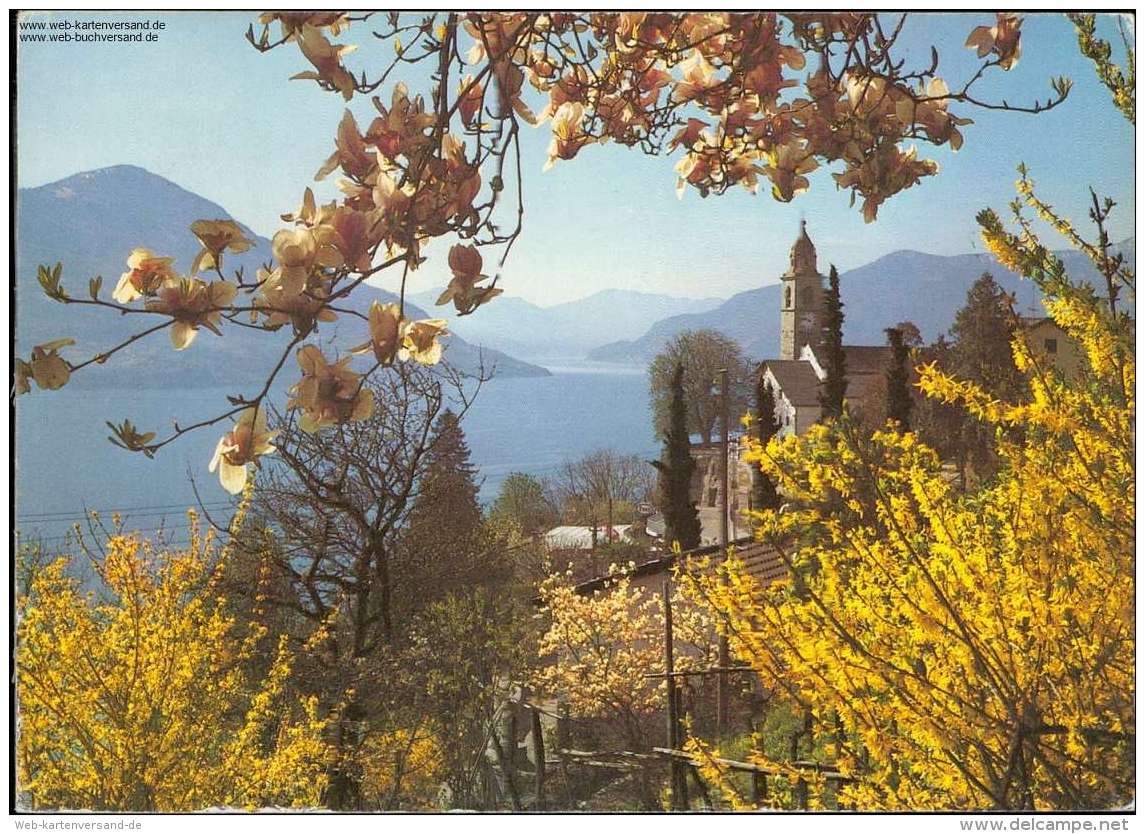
[760,223,892,436]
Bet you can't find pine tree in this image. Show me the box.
[950,273,1025,398]
[402,409,491,595]
[652,363,701,551]
[819,264,847,419]
[884,326,913,431]
[948,272,1026,482]
[751,374,782,513]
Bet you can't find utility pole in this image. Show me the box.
[716,367,730,739]
[663,581,688,811]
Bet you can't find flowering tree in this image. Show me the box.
[17,12,1070,491]
[16,515,330,810]
[682,175,1134,809]
[534,568,717,808]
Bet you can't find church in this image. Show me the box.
[759,222,892,436]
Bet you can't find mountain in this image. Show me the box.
[587,242,1134,364]
[15,165,550,387]
[407,286,723,360]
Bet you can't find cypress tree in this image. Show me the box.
[884,326,913,431]
[751,373,783,513]
[819,264,847,419]
[652,363,702,551]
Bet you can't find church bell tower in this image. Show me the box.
[779,221,825,360]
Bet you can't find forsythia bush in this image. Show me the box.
[685,182,1134,810]
[16,521,331,810]
[360,727,443,810]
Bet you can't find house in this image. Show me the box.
[569,537,787,599]
[1021,315,1085,378]
[759,222,892,436]
[543,525,635,551]
[687,442,756,544]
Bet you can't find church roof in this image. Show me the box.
[842,345,894,374]
[762,360,822,407]
[844,371,885,403]
[788,220,818,275]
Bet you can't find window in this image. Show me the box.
[784,285,792,308]
[800,287,813,306]
[1044,338,1058,354]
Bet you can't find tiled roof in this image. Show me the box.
[568,537,788,597]
[763,360,822,407]
[845,371,885,403]
[842,345,893,374]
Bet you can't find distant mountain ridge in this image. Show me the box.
[22,166,1131,380]
[15,165,550,387]
[588,240,1135,364]
[407,286,723,360]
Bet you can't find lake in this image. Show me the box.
[14,364,659,549]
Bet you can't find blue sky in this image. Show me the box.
[16,11,1135,306]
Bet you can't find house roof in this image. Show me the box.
[762,360,822,407]
[544,525,632,550]
[845,371,885,403]
[842,345,894,374]
[1020,315,1067,333]
[567,537,788,597]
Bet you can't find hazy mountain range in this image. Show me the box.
[588,240,1135,363]
[16,165,1132,386]
[14,165,550,387]
[408,287,723,361]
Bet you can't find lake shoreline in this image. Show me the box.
[16,365,659,543]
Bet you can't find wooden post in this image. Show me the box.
[750,772,768,806]
[531,707,546,811]
[664,580,676,754]
[716,368,730,740]
[663,581,688,811]
[490,725,522,811]
[557,702,573,807]
[718,367,730,548]
[689,765,713,810]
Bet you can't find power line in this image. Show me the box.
[16,499,234,522]
[15,509,235,529]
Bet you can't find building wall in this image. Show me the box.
[1025,319,1085,378]
[794,403,823,435]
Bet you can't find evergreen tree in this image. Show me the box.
[751,374,783,513]
[912,335,963,460]
[651,363,701,550]
[950,273,1025,396]
[819,264,847,419]
[948,272,1026,482]
[884,326,913,431]
[402,409,494,596]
